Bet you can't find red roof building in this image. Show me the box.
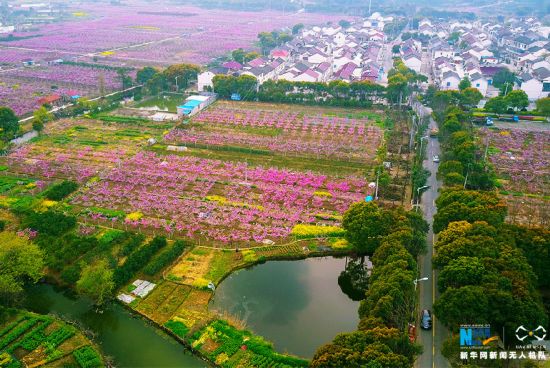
[38,94,61,105]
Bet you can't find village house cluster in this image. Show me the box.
[198,12,394,91]
[420,16,550,102]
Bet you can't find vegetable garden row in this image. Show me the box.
[0,312,102,368]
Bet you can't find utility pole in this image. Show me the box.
[375,167,380,200]
[368,0,372,15]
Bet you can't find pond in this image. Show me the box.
[210,257,360,359]
[24,284,208,368]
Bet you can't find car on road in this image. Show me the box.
[432,155,440,163]
[421,309,432,330]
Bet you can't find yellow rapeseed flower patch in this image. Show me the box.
[0,196,17,208]
[500,130,511,136]
[291,224,345,238]
[330,239,350,249]
[242,249,258,263]
[130,25,160,31]
[100,51,115,56]
[42,200,57,208]
[191,278,211,289]
[125,211,143,221]
[313,191,333,197]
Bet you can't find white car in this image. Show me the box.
[433,155,440,163]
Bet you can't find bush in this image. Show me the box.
[113,236,167,287]
[43,181,78,201]
[73,346,103,368]
[118,233,145,257]
[164,320,189,338]
[23,210,76,236]
[143,240,186,275]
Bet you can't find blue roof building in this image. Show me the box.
[177,99,202,116]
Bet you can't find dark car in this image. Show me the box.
[421,309,432,330]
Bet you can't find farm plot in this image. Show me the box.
[1,64,133,116]
[0,77,90,116]
[0,3,348,64]
[480,127,550,226]
[70,151,367,245]
[0,311,103,368]
[165,105,382,163]
[3,118,168,183]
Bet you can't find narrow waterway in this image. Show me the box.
[24,284,207,368]
[210,257,360,359]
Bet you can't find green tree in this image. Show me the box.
[505,90,529,111]
[343,202,386,254]
[231,48,246,63]
[117,69,133,90]
[484,95,508,113]
[162,63,200,90]
[32,106,52,134]
[145,73,167,95]
[460,87,482,107]
[339,19,351,28]
[0,232,44,304]
[292,23,304,35]
[492,69,516,88]
[136,66,158,84]
[391,45,400,54]
[458,77,471,91]
[447,32,460,44]
[433,285,489,330]
[244,51,260,63]
[438,256,485,291]
[32,120,44,132]
[535,97,550,116]
[76,259,114,306]
[0,106,19,141]
[433,189,506,233]
[437,160,464,179]
[499,81,514,96]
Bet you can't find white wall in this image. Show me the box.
[520,79,546,101]
[198,72,215,92]
[441,77,460,90]
[472,79,489,96]
[404,57,422,73]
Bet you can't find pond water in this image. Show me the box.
[24,284,208,368]
[210,257,359,359]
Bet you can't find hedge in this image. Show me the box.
[44,181,78,201]
[73,345,103,368]
[113,236,167,286]
[143,240,186,275]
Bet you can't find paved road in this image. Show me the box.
[413,102,450,368]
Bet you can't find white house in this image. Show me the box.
[518,72,550,101]
[198,71,216,92]
[441,71,461,90]
[293,69,320,82]
[470,73,489,96]
[403,53,422,73]
[307,49,330,64]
